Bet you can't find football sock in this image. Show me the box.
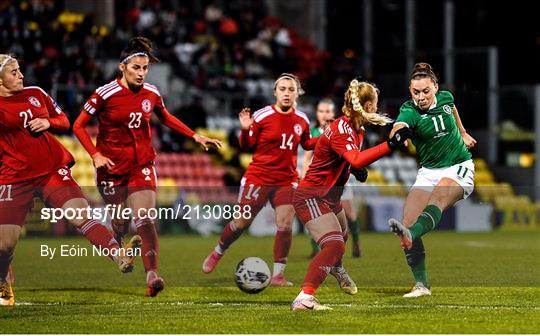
[0,253,12,283]
[135,218,159,273]
[79,219,120,260]
[348,218,360,244]
[310,238,319,255]
[409,204,442,240]
[274,228,292,265]
[217,221,245,254]
[334,228,349,267]
[301,231,345,294]
[404,237,429,288]
[273,263,286,277]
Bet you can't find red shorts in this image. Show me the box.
[0,167,85,226]
[293,187,343,225]
[237,175,297,217]
[96,162,157,204]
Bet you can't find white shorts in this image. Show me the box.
[412,159,475,199]
[341,175,355,201]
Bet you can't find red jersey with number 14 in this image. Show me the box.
[82,79,167,175]
[0,87,73,184]
[301,116,364,196]
[240,105,313,185]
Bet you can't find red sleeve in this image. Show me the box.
[73,110,99,157]
[152,94,195,137]
[343,142,391,169]
[42,91,70,132]
[301,136,318,150]
[300,123,318,150]
[239,121,260,150]
[154,104,195,138]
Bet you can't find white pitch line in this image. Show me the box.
[14,301,540,311]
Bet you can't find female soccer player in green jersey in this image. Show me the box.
[388,62,477,297]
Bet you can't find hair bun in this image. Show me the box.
[413,62,433,72]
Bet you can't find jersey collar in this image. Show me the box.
[413,95,437,111]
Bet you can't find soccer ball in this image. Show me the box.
[234,257,271,294]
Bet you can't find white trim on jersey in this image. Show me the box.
[254,109,275,123]
[338,119,346,134]
[294,110,310,125]
[102,86,122,100]
[23,86,48,96]
[143,83,161,96]
[252,106,272,119]
[24,86,62,114]
[394,121,410,128]
[96,81,118,95]
[84,102,96,115]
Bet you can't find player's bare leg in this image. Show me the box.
[0,225,20,305]
[271,205,294,286]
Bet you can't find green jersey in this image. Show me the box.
[396,90,471,168]
[310,126,324,137]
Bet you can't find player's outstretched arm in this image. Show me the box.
[452,106,477,149]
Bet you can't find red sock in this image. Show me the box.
[79,219,120,259]
[335,228,348,267]
[301,231,345,294]
[217,221,245,253]
[135,218,159,273]
[274,228,292,264]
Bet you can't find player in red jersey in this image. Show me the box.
[73,37,222,297]
[202,73,318,286]
[0,55,139,306]
[291,79,411,310]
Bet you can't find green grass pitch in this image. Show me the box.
[1,230,539,333]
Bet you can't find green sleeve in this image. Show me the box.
[396,103,419,129]
[437,90,455,107]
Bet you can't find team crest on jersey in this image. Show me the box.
[443,105,452,114]
[141,99,152,113]
[293,124,302,136]
[142,167,151,176]
[28,96,41,107]
[58,168,68,176]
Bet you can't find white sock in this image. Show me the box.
[273,263,286,277]
[146,270,157,284]
[295,290,313,301]
[214,245,224,255]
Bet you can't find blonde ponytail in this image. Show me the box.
[343,79,393,128]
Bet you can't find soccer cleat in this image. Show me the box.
[0,280,14,306]
[403,282,432,298]
[270,274,293,287]
[291,296,332,311]
[117,235,142,273]
[146,276,165,297]
[352,242,361,258]
[330,265,357,295]
[388,218,413,249]
[202,251,223,274]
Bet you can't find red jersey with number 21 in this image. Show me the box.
[0,87,73,184]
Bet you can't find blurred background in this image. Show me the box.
[1,0,538,236]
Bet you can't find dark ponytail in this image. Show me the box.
[119,37,159,64]
[410,62,438,83]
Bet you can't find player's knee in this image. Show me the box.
[233,217,252,230]
[0,239,16,255]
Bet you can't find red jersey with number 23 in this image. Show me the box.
[240,105,313,185]
[0,87,73,184]
[82,79,167,175]
[301,116,364,197]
